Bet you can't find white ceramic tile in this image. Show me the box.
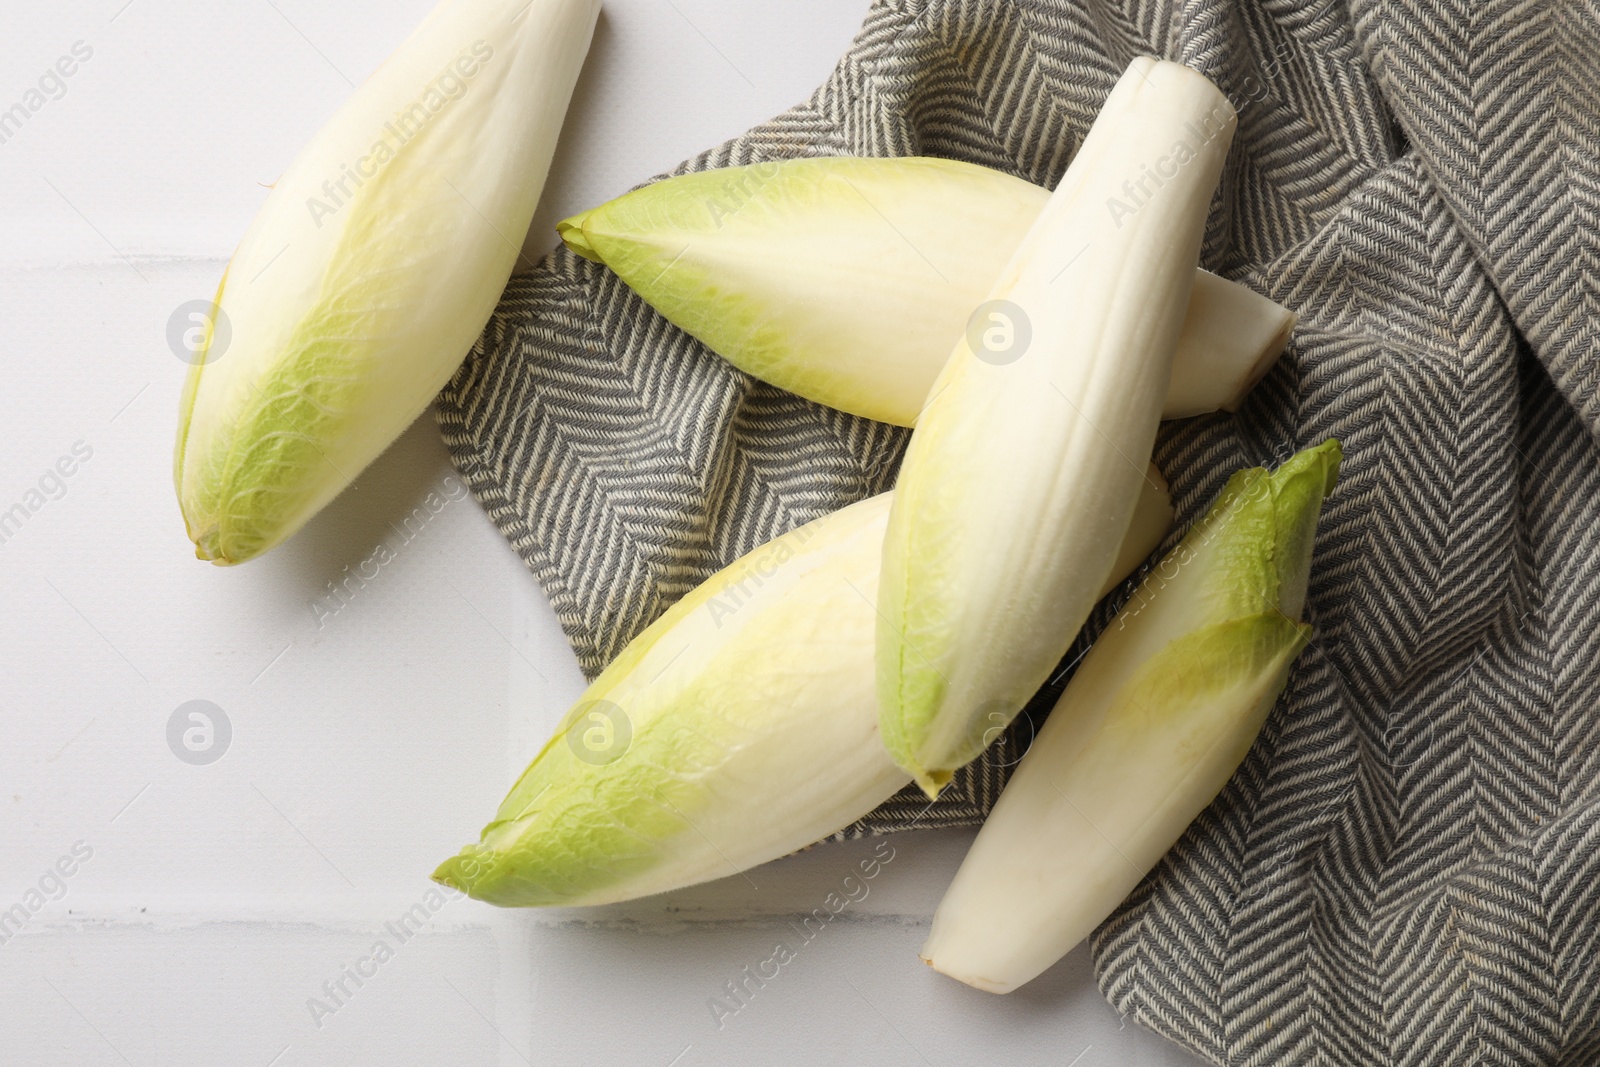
[0,3,1206,1064]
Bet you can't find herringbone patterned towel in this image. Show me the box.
[437,0,1600,1062]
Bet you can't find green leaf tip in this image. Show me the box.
[557,210,602,261]
[1263,438,1341,621]
[1177,439,1339,611]
[1272,438,1342,497]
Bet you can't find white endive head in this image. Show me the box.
[174,0,599,563]
[921,441,1341,994]
[434,493,911,908]
[432,474,1172,908]
[560,157,1293,427]
[879,58,1238,796]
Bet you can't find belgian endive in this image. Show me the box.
[921,441,1341,993]
[880,58,1238,796]
[174,0,600,564]
[432,473,1172,907]
[559,157,1291,426]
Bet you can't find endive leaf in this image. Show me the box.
[561,157,1293,426]
[175,0,600,564]
[920,440,1341,994]
[879,58,1239,795]
[433,473,1173,907]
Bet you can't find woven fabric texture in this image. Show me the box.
[437,1,1600,1062]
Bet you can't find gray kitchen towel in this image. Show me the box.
[436,0,1600,1062]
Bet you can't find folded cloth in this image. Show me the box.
[437,1,1600,1061]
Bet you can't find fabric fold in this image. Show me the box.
[437,1,1600,1061]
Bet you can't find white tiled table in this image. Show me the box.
[0,3,1206,1064]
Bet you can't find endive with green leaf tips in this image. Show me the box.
[921,441,1341,994]
[559,157,1292,426]
[174,0,599,564]
[880,58,1238,796]
[432,472,1173,908]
